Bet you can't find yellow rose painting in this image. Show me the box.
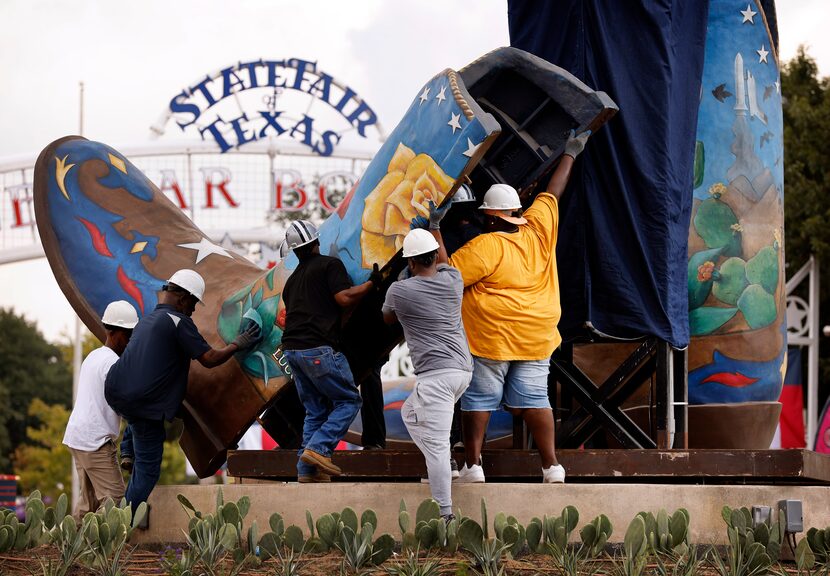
[360,143,455,267]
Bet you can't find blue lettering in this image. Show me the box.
[237,59,263,88]
[307,72,333,104]
[229,113,257,147]
[169,91,201,130]
[199,116,233,153]
[333,86,357,113]
[289,114,316,148]
[289,58,316,91]
[189,75,219,107]
[221,67,249,98]
[345,101,378,137]
[258,110,288,137]
[263,60,287,88]
[313,130,342,157]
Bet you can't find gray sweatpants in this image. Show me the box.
[402,368,472,516]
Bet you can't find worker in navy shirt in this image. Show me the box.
[105,269,260,515]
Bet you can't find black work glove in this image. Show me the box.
[233,322,262,350]
[369,263,383,289]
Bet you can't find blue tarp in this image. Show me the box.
[508,1,710,348]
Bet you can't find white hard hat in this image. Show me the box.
[479,183,527,225]
[166,269,206,302]
[102,300,139,329]
[278,240,289,259]
[479,184,522,210]
[402,229,440,258]
[285,220,319,250]
[452,184,476,204]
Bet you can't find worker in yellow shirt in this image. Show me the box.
[430,129,591,484]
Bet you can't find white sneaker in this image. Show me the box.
[451,458,460,480]
[543,464,566,483]
[457,463,485,483]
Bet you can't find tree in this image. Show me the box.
[13,398,71,503]
[0,308,72,470]
[781,47,830,388]
[56,327,101,367]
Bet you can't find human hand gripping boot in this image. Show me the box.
[564,129,592,159]
[232,322,263,350]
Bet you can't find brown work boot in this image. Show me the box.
[298,471,332,483]
[300,449,342,476]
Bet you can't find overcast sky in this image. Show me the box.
[1,0,828,342]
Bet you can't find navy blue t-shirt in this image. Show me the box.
[105,304,211,421]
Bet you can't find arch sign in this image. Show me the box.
[160,58,382,156]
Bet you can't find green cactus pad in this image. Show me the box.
[221,502,240,526]
[502,524,521,550]
[712,257,748,306]
[372,533,396,565]
[305,536,329,553]
[738,284,777,329]
[458,519,484,555]
[416,522,436,548]
[693,141,705,189]
[694,197,741,255]
[416,499,440,525]
[494,512,507,538]
[624,516,647,559]
[399,510,411,535]
[746,245,779,294]
[361,509,378,532]
[284,524,305,551]
[687,247,723,309]
[258,532,281,559]
[340,507,359,533]
[316,514,338,546]
[269,512,284,536]
[526,519,542,553]
[690,306,739,336]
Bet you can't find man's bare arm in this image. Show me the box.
[334,281,374,308]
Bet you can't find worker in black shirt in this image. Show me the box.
[281,220,380,482]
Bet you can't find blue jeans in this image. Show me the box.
[284,346,362,476]
[120,425,134,460]
[461,356,552,411]
[124,418,165,514]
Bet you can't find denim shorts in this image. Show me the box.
[460,356,552,411]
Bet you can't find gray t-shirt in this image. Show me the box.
[382,264,473,374]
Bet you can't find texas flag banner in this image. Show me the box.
[773,347,806,448]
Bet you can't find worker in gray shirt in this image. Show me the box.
[382,221,473,522]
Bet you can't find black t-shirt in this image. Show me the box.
[104,304,211,421]
[282,253,353,351]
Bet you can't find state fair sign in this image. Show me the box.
[158,58,384,156]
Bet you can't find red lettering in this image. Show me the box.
[272,169,307,211]
[158,169,188,209]
[317,171,357,213]
[7,183,34,228]
[199,167,238,209]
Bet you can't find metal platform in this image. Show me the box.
[227,448,830,485]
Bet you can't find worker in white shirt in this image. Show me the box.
[62,301,138,518]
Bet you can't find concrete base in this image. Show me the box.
[133,482,830,546]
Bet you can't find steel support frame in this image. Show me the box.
[550,337,687,450]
